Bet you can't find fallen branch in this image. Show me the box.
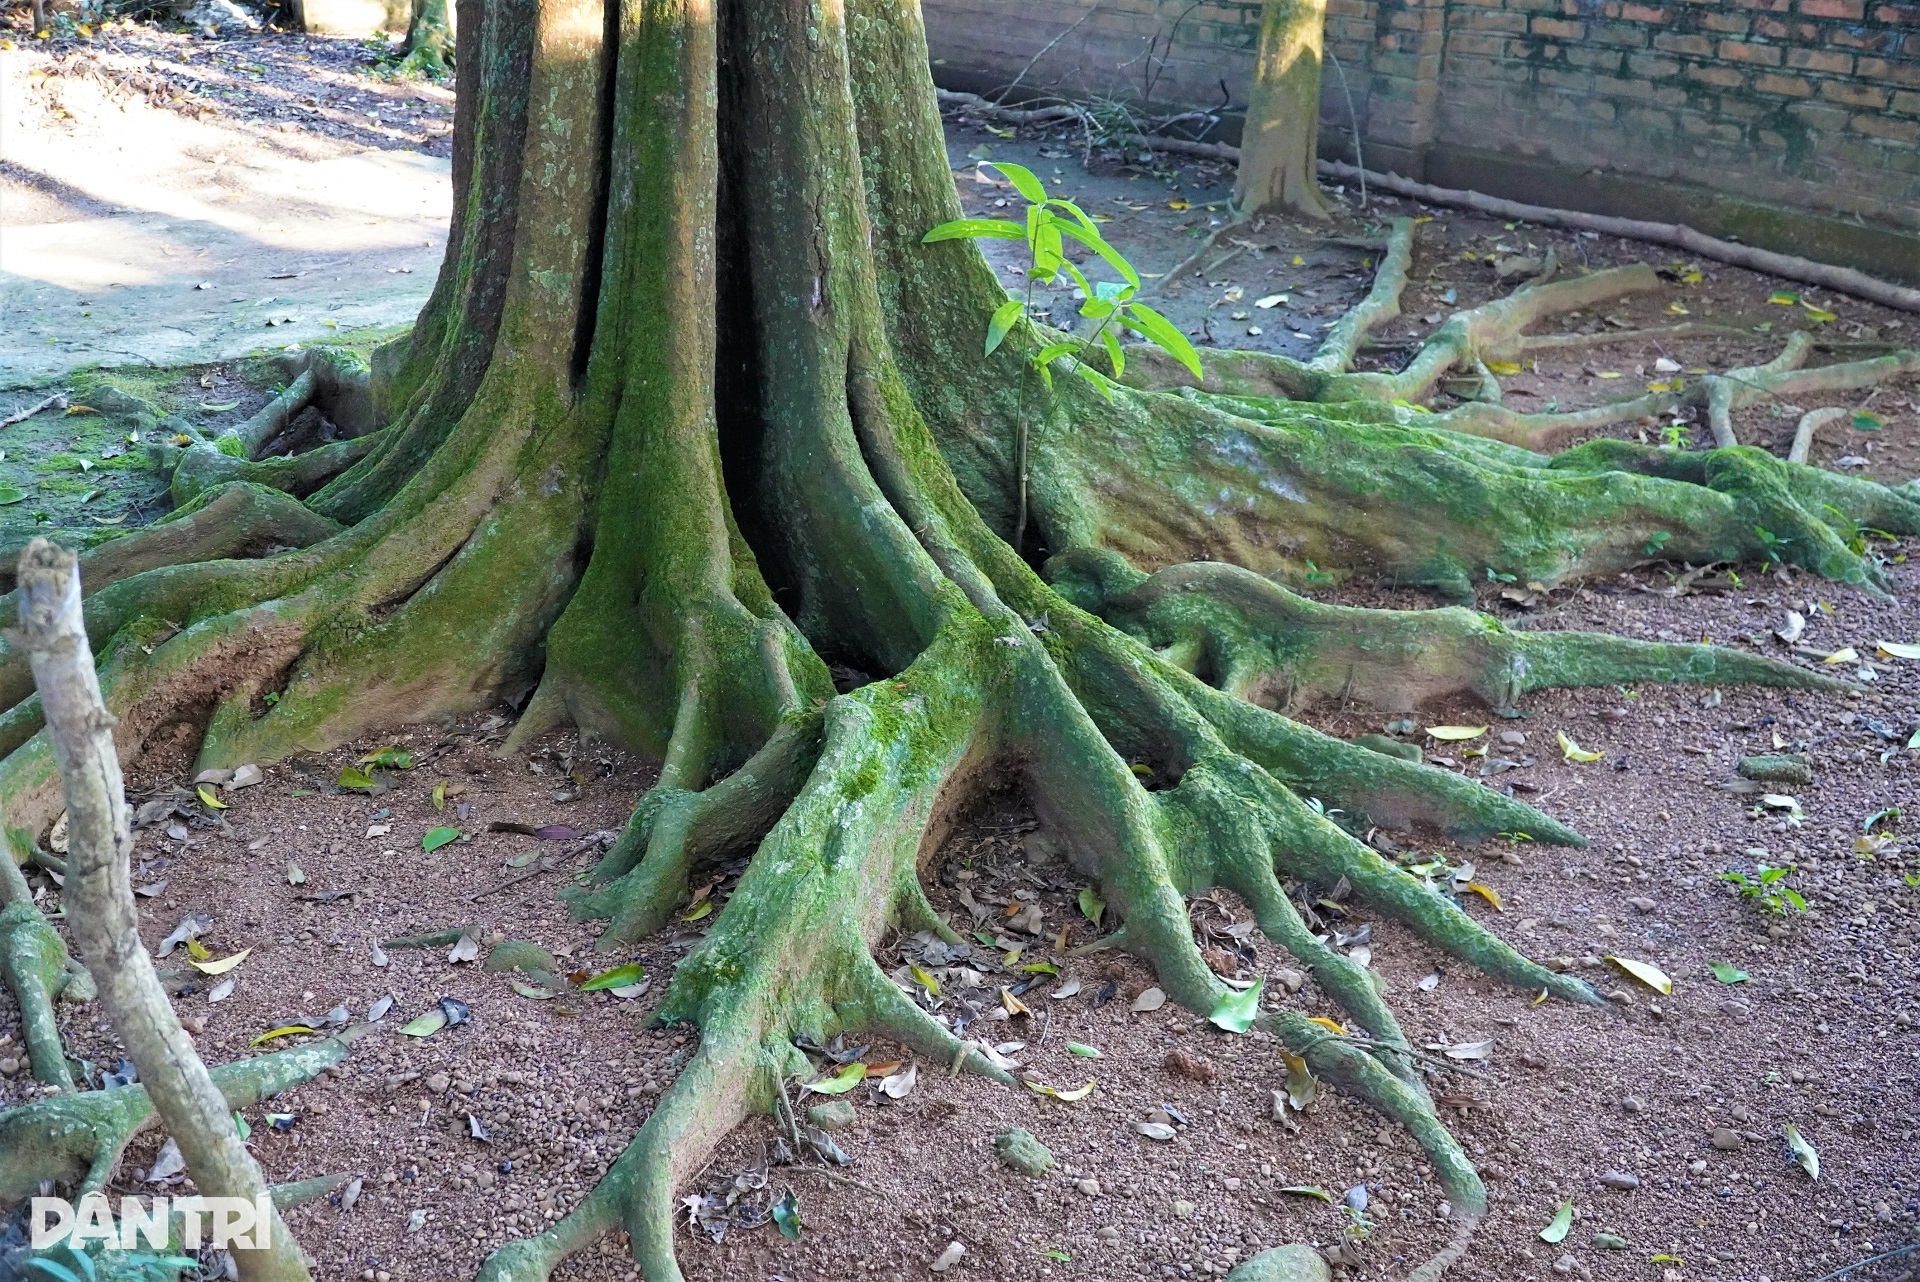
[1317,161,1920,317]
[1,394,68,429]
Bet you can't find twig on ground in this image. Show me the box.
[1,394,68,429]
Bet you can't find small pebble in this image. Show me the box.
[1077,1177,1101,1196]
[1172,1199,1195,1220]
[426,1072,451,1094]
[1551,1254,1577,1275]
[1625,897,1656,914]
[1499,730,1527,747]
[1688,1159,1708,1175]
[1599,1170,1640,1191]
[1621,1096,1645,1114]
[1712,1127,1744,1152]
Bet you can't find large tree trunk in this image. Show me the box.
[1,1,1917,1279]
[1234,0,1332,219]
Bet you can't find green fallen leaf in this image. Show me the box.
[1038,1248,1071,1262]
[0,486,25,506]
[337,765,376,792]
[1540,1199,1575,1243]
[359,745,415,769]
[1207,978,1263,1033]
[1710,962,1749,984]
[400,1008,449,1038]
[579,963,645,992]
[1066,1041,1102,1058]
[771,1189,802,1240]
[1854,410,1886,431]
[908,961,941,996]
[509,979,559,1000]
[1077,886,1104,926]
[422,826,460,852]
[1279,1185,1333,1202]
[804,1062,866,1095]
[1785,1124,1820,1179]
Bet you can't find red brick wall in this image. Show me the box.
[922,0,1920,238]
[1439,0,1920,232]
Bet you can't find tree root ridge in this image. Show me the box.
[0,1032,358,1207]
[1050,548,1850,716]
[0,899,90,1092]
[12,3,1920,1281]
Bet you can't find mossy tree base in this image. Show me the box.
[1,0,1916,1278]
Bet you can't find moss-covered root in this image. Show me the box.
[171,431,387,506]
[566,714,824,945]
[0,483,337,607]
[1010,654,1515,1278]
[1263,1007,1486,1282]
[484,646,1011,1282]
[0,1031,358,1206]
[1051,549,1849,715]
[0,899,88,1091]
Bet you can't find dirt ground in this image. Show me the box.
[2,20,1919,1282]
[0,15,451,383]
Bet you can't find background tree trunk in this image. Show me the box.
[404,0,454,74]
[17,541,310,1282]
[1234,0,1331,219]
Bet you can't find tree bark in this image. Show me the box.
[1234,0,1331,219]
[16,540,309,1282]
[404,0,454,74]
[2,5,1919,1281]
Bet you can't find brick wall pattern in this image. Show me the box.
[922,0,1920,235]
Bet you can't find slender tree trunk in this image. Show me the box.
[16,541,309,1282]
[1234,0,1331,219]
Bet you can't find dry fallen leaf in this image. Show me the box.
[190,948,251,976]
[1558,730,1604,762]
[1607,955,1673,994]
[1129,986,1166,1013]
